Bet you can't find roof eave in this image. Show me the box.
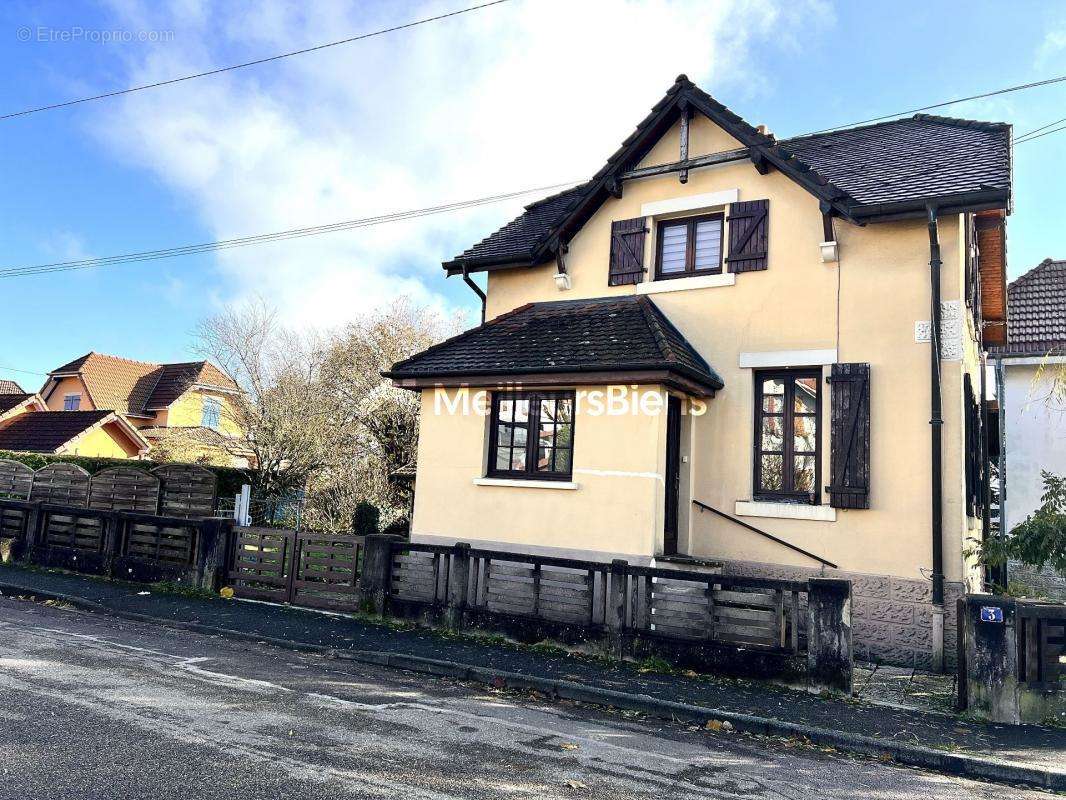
[443,251,548,276]
[847,188,1011,223]
[385,362,723,396]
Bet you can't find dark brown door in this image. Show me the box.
[663,395,682,556]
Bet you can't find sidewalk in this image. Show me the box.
[2,563,1063,789]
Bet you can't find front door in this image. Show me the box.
[663,395,682,556]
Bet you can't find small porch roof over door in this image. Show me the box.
[385,295,723,397]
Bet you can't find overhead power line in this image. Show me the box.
[0,365,48,377]
[791,73,1066,138]
[1,0,511,121]
[0,180,580,279]
[1015,121,1066,145]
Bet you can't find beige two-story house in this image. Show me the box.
[387,76,1011,669]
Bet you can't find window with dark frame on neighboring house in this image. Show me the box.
[655,213,724,279]
[488,391,574,480]
[63,394,81,411]
[754,369,821,503]
[201,396,222,430]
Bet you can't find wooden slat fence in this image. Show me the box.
[627,568,805,651]
[389,544,807,653]
[0,459,33,500]
[226,528,365,609]
[121,513,199,567]
[89,468,161,513]
[153,464,218,518]
[228,527,296,602]
[40,505,106,555]
[30,463,90,506]
[1018,603,1066,690]
[290,532,365,610]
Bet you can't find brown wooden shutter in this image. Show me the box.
[828,362,870,509]
[726,199,769,272]
[608,217,647,286]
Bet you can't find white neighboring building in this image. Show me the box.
[992,258,1066,598]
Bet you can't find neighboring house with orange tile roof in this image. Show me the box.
[38,352,248,466]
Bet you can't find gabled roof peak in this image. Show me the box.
[446,77,1011,274]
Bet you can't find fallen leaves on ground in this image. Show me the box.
[705,719,734,732]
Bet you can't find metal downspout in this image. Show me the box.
[462,265,487,324]
[994,356,1009,590]
[927,204,946,672]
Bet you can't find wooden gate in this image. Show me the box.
[227,527,364,611]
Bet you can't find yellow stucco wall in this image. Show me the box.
[61,423,140,459]
[413,385,669,561]
[165,389,241,434]
[414,113,980,582]
[43,376,93,411]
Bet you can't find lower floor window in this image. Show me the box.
[489,391,574,480]
[754,369,821,503]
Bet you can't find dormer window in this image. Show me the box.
[63,394,81,411]
[655,213,723,280]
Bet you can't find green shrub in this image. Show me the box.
[352,502,380,537]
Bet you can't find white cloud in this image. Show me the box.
[92,0,829,328]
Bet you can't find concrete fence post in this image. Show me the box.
[445,542,471,632]
[20,501,43,563]
[102,511,123,577]
[806,578,853,694]
[197,518,235,592]
[606,560,629,658]
[359,534,396,615]
[960,594,1020,724]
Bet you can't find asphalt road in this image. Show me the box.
[0,596,1046,800]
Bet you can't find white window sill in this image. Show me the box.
[735,500,836,522]
[637,273,735,295]
[473,478,579,490]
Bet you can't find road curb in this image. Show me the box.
[3,580,1063,792]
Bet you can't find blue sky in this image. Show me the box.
[1,0,1064,389]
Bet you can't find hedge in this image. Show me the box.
[0,450,251,500]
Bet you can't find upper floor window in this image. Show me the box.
[63,394,81,411]
[201,396,222,430]
[754,369,821,504]
[656,213,723,280]
[488,391,574,480]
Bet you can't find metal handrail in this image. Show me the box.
[692,499,838,569]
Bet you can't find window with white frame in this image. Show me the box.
[201,396,222,430]
[63,394,81,411]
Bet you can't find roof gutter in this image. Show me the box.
[926,203,946,674]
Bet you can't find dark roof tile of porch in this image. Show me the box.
[385,296,723,394]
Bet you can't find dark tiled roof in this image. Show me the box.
[446,78,1010,272]
[450,185,587,268]
[993,258,1066,356]
[144,361,237,409]
[0,393,33,414]
[779,115,1010,210]
[0,380,24,394]
[0,411,112,453]
[387,296,723,391]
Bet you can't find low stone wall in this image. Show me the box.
[720,559,963,669]
[1009,560,1066,602]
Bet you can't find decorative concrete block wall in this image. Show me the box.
[721,559,963,669]
[1008,560,1066,602]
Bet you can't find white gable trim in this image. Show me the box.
[640,189,739,218]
